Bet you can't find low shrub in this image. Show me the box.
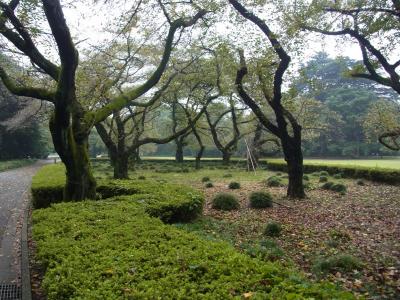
[205,182,214,188]
[240,240,284,261]
[31,164,65,208]
[0,159,36,172]
[212,193,239,211]
[356,179,365,186]
[266,176,282,187]
[321,181,334,190]
[201,176,210,182]
[331,183,347,195]
[312,254,363,275]
[267,161,400,185]
[319,176,328,183]
[31,164,354,299]
[249,191,273,208]
[228,181,241,189]
[138,175,146,180]
[321,181,347,195]
[222,173,233,178]
[32,200,354,299]
[264,222,282,237]
[333,173,342,179]
[31,164,204,223]
[303,175,309,181]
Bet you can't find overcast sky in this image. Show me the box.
[61,1,364,65]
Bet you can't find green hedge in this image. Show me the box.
[0,159,36,172]
[31,164,65,208]
[267,161,400,185]
[33,200,354,299]
[31,164,204,223]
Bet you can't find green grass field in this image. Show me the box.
[266,158,400,170]
[139,156,400,170]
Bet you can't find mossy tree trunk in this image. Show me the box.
[0,0,206,200]
[50,108,96,201]
[113,154,129,179]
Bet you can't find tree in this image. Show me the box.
[250,122,280,163]
[229,0,305,198]
[96,89,213,179]
[204,98,243,165]
[171,100,192,163]
[0,0,205,200]
[363,99,400,151]
[294,52,399,156]
[293,0,400,150]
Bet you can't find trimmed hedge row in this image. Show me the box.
[267,161,400,185]
[33,200,354,299]
[31,164,203,223]
[32,164,354,299]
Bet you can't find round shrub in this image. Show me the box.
[321,181,334,190]
[319,176,328,183]
[201,176,210,182]
[212,193,240,211]
[303,175,309,181]
[331,183,347,194]
[264,222,282,237]
[205,182,214,188]
[249,191,273,208]
[138,176,146,180]
[333,173,342,179]
[319,171,329,176]
[228,181,241,189]
[312,254,363,274]
[303,181,311,189]
[266,176,282,187]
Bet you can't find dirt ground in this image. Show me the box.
[195,179,400,299]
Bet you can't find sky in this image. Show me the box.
[61,0,365,63]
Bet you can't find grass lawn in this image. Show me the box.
[0,159,36,172]
[90,159,400,299]
[266,158,400,170]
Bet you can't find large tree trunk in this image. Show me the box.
[195,145,205,169]
[222,151,231,165]
[113,153,129,179]
[50,113,96,201]
[175,142,184,163]
[282,136,305,199]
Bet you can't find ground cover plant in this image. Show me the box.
[97,159,400,299]
[0,159,36,172]
[249,191,273,208]
[31,163,354,299]
[267,159,400,185]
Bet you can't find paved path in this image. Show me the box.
[0,161,48,285]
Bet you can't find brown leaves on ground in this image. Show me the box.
[195,179,400,299]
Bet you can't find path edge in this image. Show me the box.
[21,198,32,300]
